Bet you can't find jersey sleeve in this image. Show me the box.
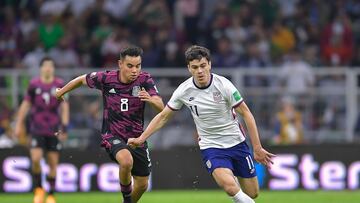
[222,77,244,108]
[143,75,159,96]
[167,86,184,111]
[86,71,105,90]
[24,81,35,103]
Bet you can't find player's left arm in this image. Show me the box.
[235,102,275,168]
[138,87,164,112]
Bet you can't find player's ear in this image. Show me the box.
[118,60,122,68]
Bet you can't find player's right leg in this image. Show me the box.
[115,149,134,203]
[30,135,45,203]
[212,168,254,203]
[102,136,133,203]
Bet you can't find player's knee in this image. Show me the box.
[246,189,259,199]
[222,183,239,196]
[137,181,148,192]
[119,159,133,170]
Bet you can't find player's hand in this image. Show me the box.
[138,87,151,102]
[254,147,276,169]
[127,137,145,148]
[55,88,65,101]
[55,131,68,142]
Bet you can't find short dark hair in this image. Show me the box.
[119,45,143,60]
[185,45,211,64]
[39,56,54,67]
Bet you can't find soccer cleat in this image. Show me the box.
[122,193,132,203]
[33,187,45,203]
[45,195,56,203]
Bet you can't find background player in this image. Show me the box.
[55,46,164,203]
[128,45,275,203]
[14,57,69,203]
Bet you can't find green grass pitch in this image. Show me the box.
[1,190,359,203]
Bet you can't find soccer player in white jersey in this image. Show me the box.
[128,45,275,203]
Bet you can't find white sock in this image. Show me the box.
[231,190,255,203]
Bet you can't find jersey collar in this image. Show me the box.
[193,74,213,89]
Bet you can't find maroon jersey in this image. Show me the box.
[25,77,64,136]
[86,70,159,141]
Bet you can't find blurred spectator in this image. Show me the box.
[49,35,80,69]
[271,20,296,56]
[103,0,132,20]
[320,12,354,66]
[159,41,183,67]
[258,0,279,27]
[138,33,160,67]
[212,36,239,68]
[38,14,64,51]
[22,43,46,76]
[101,26,130,67]
[18,9,37,42]
[273,96,304,145]
[139,0,171,32]
[39,0,67,16]
[278,49,314,97]
[174,0,200,43]
[0,6,22,68]
[225,13,248,55]
[240,41,268,87]
[0,97,15,148]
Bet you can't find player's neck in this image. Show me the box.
[119,73,133,84]
[41,75,54,84]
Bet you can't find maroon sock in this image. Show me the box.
[32,173,42,189]
[47,176,56,195]
[120,182,132,196]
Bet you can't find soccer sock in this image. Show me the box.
[32,173,42,189]
[120,182,132,201]
[47,176,56,195]
[231,190,255,203]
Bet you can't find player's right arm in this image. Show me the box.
[127,106,175,148]
[14,100,31,138]
[55,74,87,99]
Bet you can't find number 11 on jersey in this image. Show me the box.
[190,105,199,116]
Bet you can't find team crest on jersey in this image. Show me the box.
[132,86,141,96]
[212,92,222,102]
[206,160,212,169]
[35,88,41,94]
[51,88,56,95]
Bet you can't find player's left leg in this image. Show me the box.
[129,144,151,203]
[46,152,59,196]
[131,176,149,203]
[212,168,255,203]
[237,177,259,199]
[45,136,61,203]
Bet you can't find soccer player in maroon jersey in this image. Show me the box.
[55,46,164,203]
[15,57,70,203]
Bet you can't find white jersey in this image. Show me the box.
[167,73,246,149]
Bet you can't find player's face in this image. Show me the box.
[188,57,211,87]
[119,56,142,83]
[40,60,55,79]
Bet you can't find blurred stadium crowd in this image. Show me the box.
[1,0,360,148]
[1,0,360,70]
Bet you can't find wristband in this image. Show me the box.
[61,124,69,133]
